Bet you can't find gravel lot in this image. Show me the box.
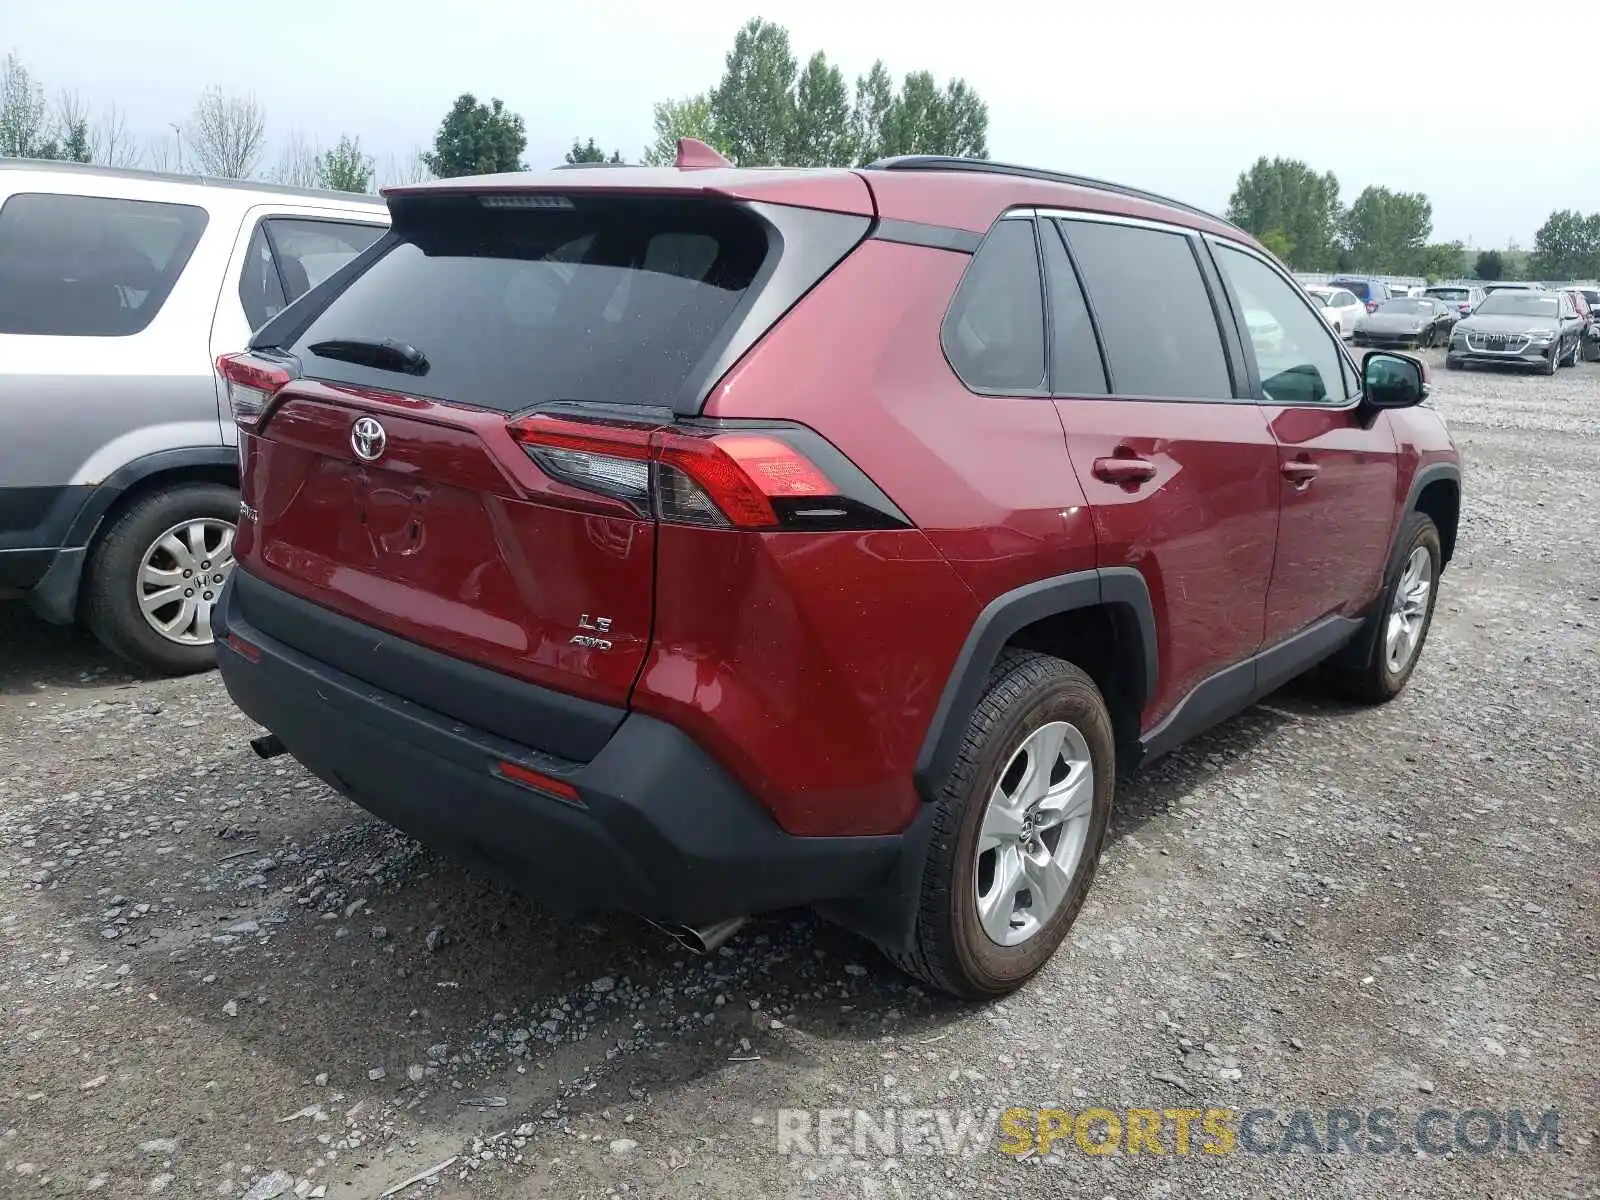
[3,352,1597,1200]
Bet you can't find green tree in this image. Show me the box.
[709,18,798,166]
[641,94,720,165]
[423,94,526,178]
[1257,228,1295,263]
[1415,242,1465,282]
[316,135,374,192]
[1343,186,1432,274]
[789,52,854,167]
[1473,249,1504,280]
[1526,210,1599,281]
[0,51,58,158]
[850,61,894,164]
[54,90,90,163]
[1225,157,1342,271]
[565,137,622,165]
[878,71,987,159]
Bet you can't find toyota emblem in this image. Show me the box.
[351,416,387,462]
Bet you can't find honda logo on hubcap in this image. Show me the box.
[351,416,387,462]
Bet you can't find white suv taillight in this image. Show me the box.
[216,352,296,428]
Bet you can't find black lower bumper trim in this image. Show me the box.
[215,573,918,928]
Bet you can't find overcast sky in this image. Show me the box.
[10,0,1597,246]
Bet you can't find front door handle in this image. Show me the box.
[1281,459,1321,486]
[1092,456,1157,484]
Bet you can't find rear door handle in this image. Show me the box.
[1092,456,1157,484]
[1281,459,1321,485]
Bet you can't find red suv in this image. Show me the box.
[214,145,1461,998]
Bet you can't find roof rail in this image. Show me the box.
[864,155,1243,233]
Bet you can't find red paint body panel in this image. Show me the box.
[859,169,1249,243]
[705,240,1099,599]
[1261,405,1399,641]
[633,526,979,837]
[1052,398,1281,726]
[237,382,656,709]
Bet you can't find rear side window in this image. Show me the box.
[1334,280,1371,301]
[1063,220,1233,400]
[282,197,767,411]
[239,217,385,330]
[942,218,1047,393]
[0,193,207,336]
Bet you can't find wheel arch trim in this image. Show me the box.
[913,566,1158,803]
[26,448,239,625]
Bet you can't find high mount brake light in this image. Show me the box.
[507,415,905,532]
[217,352,296,427]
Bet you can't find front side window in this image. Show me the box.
[1063,220,1232,400]
[942,218,1047,393]
[0,193,207,336]
[1214,242,1351,407]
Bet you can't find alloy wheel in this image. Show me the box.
[1384,545,1433,674]
[974,721,1095,947]
[136,518,237,646]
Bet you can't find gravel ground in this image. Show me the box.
[3,352,1597,1200]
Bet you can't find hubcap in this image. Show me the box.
[1384,545,1433,674]
[136,518,236,646]
[974,721,1095,948]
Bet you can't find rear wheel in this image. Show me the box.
[82,483,239,676]
[889,651,1114,998]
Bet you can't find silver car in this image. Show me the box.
[1445,289,1586,375]
[0,161,388,673]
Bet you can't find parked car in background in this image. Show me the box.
[1354,296,1456,349]
[1304,285,1364,338]
[210,146,1462,998]
[1329,276,1391,313]
[1422,282,1485,319]
[1481,281,1547,295]
[1446,288,1585,373]
[0,160,388,673]
[1571,286,1600,361]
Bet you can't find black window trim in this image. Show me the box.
[1043,208,1252,405]
[938,210,1051,398]
[1203,233,1366,412]
[0,190,210,338]
[1037,218,1112,397]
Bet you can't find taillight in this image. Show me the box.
[507,415,908,532]
[1365,300,1380,313]
[216,352,297,428]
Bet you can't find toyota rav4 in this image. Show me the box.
[213,143,1462,999]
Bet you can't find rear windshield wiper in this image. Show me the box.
[306,337,429,376]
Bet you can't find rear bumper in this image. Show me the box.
[214,571,927,931]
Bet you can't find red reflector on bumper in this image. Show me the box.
[495,760,583,805]
[225,633,262,663]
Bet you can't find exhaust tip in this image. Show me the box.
[654,916,747,956]
[250,733,287,760]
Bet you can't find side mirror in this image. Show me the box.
[1363,351,1427,409]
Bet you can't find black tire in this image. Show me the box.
[1560,335,1579,368]
[1444,355,1463,370]
[888,651,1115,999]
[1330,512,1442,705]
[82,482,239,676]
[1541,347,1558,375]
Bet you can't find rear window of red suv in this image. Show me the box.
[281,196,769,412]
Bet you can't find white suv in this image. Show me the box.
[0,161,388,673]
[1304,285,1363,339]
